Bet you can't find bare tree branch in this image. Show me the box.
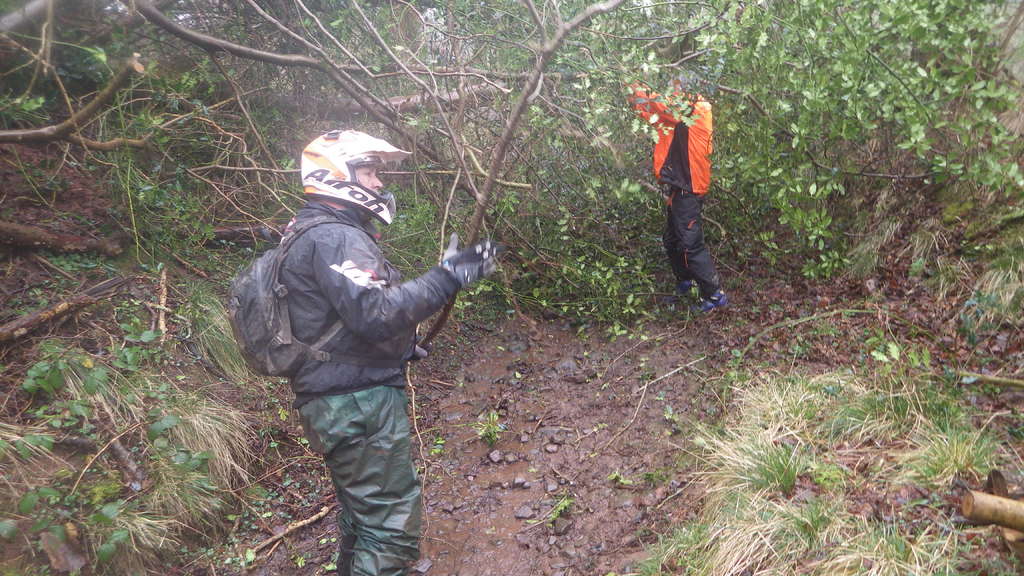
[125,0,320,68]
[0,55,144,144]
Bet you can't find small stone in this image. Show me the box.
[504,453,518,463]
[520,433,530,443]
[513,476,528,488]
[515,533,531,548]
[412,558,433,573]
[544,444,559,453]
[553,517,573,536]
[488,450,503,463]
[514,505,536,520]
[548,536,557,546]
[546,480,558,492]
[501,482,511,489]
[555,358,578,374]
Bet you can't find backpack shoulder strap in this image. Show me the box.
[269,216,345,290]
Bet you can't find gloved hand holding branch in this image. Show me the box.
[440,233,502,288]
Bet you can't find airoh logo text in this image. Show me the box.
[303,169,389,216]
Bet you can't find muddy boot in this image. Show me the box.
[338,533,356,576]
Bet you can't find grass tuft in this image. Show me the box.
[970,252,1024,327]
[848,220,900,279]
[167,395,254,488]
[926,256,971,301]
[184,281,256,384]
[903,423,998,485]
[90,510,178,574]
[146,455,226,528]
[823,521,955,575]
[697,428,809,497]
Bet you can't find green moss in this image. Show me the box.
[86,476,124,507]
[941,198,975,225]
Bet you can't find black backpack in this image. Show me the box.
[227,216,345,377]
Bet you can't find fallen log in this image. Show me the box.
[961,490,1024,533]
[0,220,122,256]
[0,277,128,344]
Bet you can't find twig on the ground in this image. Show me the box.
[31,253,76,281]
[172,253,209,279]
[252,504,335,553]
[597,356,706,454]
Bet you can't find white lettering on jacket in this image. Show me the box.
[330,261,386,289]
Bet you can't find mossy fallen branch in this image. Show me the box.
[957,371,1024,390]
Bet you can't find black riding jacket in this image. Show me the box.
[280,201,459,407]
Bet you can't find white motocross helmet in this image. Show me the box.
[301,130,410,224]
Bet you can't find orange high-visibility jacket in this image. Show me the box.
[630,85,713,195]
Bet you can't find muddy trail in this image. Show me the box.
[246,274,974,576]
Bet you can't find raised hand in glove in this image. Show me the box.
[441,233,501,288]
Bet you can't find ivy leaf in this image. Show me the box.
[18,492,40,514]
[886,342,901,360]
[82,366,108,394]
[96,529,129,563]
[23,434,54,452]
[147,414,180,440]
[90,501,122,526]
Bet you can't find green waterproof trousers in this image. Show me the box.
[298,386,421,576]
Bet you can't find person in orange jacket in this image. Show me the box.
[629,73,727,312]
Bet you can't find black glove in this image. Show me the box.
[441,233,501,288]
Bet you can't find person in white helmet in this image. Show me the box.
[280,129,499,575]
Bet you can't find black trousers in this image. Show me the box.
[662,189,721,299]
